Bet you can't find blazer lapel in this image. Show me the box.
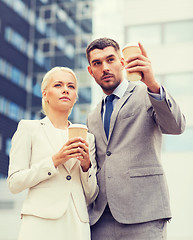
[108,82,136,141]
[40,117,73,173]
[40,117,61,152]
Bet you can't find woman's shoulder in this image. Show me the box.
[16,118,43,132]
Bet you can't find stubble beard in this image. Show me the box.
[101,78,121,94]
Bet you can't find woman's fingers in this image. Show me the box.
[53,138,89,167]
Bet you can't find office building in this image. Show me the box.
[0,0,93,178]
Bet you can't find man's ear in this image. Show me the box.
[120,57,125,69]
[88,66,94,77]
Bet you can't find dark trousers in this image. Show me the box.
[91,205,167,240]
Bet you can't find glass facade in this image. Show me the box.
[125,20,193,154]
[125,20,193,46]
[160,72,193,152]
[0,0,93,178]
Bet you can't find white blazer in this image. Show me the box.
[8,117,99,222]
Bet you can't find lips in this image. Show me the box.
[59,96,70,101]
[101,74,114,81]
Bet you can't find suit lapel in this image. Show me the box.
[94,82,136,143]
[95,101,108,144]
[108,82,136,141]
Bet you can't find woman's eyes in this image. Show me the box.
[54,84,62,87]
[68,85,75,89]
[54,84,75,89]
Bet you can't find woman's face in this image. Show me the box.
[43,70,77,114]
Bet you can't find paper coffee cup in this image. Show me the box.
[68,124,88,141]
[122,43,142,81]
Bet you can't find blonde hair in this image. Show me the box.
[41,66,78,115]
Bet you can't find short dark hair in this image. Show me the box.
[86,37,121,64]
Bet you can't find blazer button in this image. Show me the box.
[66,175,71,181]
[106,151,111,156]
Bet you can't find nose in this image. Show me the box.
[62,85,69,94]
[102,62,110,72]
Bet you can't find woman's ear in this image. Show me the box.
[42,90,48,102]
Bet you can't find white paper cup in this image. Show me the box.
[68,124,88,141]
[122,43,142,81]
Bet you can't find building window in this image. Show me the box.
[125,20,193,46]
[163,127,193,152]
[36,17,46,35]
[5,27,28,56]
[160,72,193,153]
[164,20,193,44]
[78,87,91,104]
[0,96,8,116]
[2,0,34,27]
[126,24,162,46]
[9,102,20,120]
[0,57,29,91]
[0,58,6,75]
[163,72,193,127]
[34,49,45,67]
[40,0,48,4]
[5,138,11,156]
[11,68,21,85]
[33,82,42,98]
[0,96,28,122]
[65,43,75,60]
[13,0,29,20]
[0,134,2,152]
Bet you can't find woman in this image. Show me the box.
[7,66,99,240]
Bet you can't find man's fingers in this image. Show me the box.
[138,42,148,58]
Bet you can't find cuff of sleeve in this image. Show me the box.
[148,85,166,101]
[80,167,92,182]
[42,157,58,177]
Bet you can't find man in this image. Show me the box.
[86,38,186,240]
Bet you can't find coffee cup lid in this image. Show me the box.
[68,124,88,130]
[122,42,139,50]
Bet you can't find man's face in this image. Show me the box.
[88,46,125,95]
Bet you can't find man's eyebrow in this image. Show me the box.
[91,59,101,64]
[106,54,116,59]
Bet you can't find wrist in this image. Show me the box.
[147,82,160,94]
[81,161,91,172]
[52,155,61,168]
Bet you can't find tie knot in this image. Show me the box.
[106,94,115,103]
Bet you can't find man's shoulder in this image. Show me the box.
[88,102,101,119]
